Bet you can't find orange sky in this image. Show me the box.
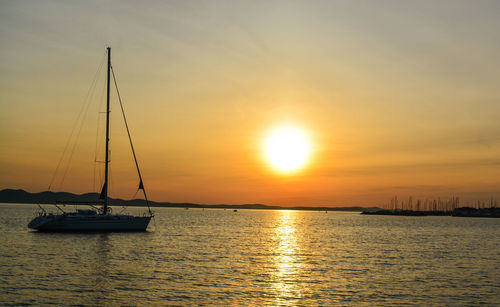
[1,1,499,206]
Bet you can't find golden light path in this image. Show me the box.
[263,124,312,174]
[272,210,302,304]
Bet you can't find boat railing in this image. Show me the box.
[36,204,47,216]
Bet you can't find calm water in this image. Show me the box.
[0,204,499,306]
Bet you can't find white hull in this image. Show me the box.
[28,213,151,232]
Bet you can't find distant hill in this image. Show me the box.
[0,188,378,211]
[0,188,195,208]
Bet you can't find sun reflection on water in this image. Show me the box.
[272,210,302,304]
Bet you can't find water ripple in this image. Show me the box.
[0,204,499,305]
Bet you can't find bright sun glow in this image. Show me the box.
[263,125,311,173]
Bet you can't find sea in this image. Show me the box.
[0,203,499,306]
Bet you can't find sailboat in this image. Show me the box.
[28,47,153,231]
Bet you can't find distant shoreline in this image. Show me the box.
[0,189,379,212]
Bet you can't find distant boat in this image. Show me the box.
[233,209,238,212]
[28,47,153,232]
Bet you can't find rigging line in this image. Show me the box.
[93,113,102,193]
[48,52,106,191]
[111,65,153,216]
[93,76,108,192]
[58,53,106,190]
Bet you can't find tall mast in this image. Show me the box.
[103,47,111,214]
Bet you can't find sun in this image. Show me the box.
[263,125,312,173]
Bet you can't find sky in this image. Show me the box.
[1,0,499,206]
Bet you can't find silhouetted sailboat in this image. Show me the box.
[28,47,153,231]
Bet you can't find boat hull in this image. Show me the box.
[28,214,152,232]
